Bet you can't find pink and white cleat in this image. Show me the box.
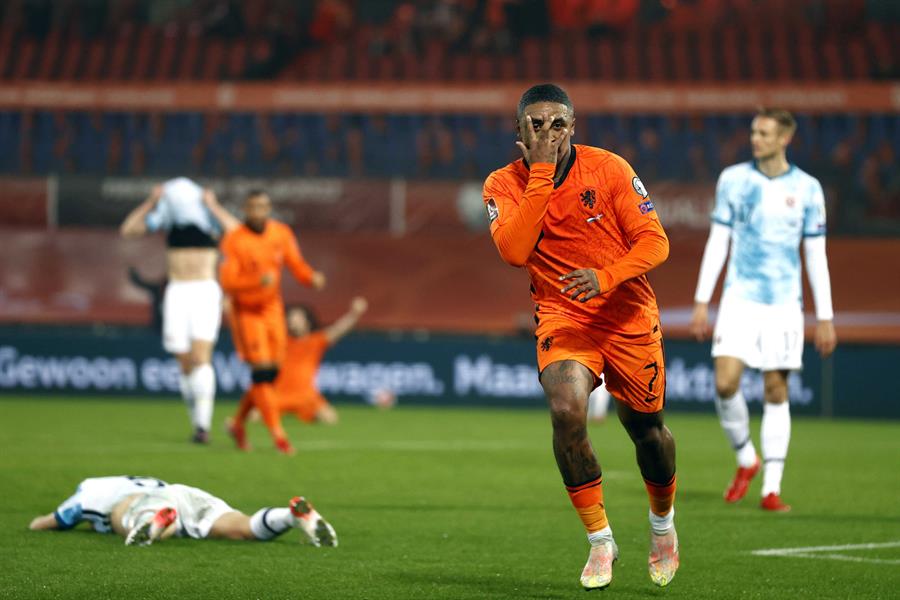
[289,496,337,547]
[580,538,618,590]
[125,507,177,547]
[648,527,679,587]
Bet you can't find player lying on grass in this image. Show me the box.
[29,476,337,547]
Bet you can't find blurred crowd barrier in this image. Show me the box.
[0,324,896,417]
[1,220,898,342]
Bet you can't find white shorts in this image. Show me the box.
[712,295,804,371]
[121,484,236,540]
[162,279,222,354]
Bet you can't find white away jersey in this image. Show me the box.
[54,476,168,533]
[145,177,220,236]
[712,162,826,305]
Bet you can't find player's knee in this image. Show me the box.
[176,354,194,374]
[715,375,740,399]
[251,368,279,384]
[763,383,788,404]
[549,398,587,433]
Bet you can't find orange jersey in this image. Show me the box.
[276,332,330,400]
[219,221,315,308]
[484,144,669,340]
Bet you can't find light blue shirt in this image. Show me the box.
[54,476,168,533]
[712,161,826,305]
[145,177,221,235]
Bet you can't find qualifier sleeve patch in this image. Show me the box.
[486,198,500,223]
[632,176,649,198]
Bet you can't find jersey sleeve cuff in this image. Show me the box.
[530,162,556,176]
[594,268,615,293]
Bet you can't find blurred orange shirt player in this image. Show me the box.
[277,298,369,425]
[219,190,326,454]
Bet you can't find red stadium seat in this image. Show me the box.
[35,29,61,80]
[177,33,201,81]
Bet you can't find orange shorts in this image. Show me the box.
[279,389,330,423]
[535,316,666,413]
[228,300,286,366]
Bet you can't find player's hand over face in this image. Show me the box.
[311,271,326,290]
[351,296,368,314]
[689,303,710,341]
[560,269,602,303]
[516,114,566,165]
[815,320,837,357]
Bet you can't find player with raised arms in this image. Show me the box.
[29,475,336,547]
[276,296,369,426]
[690,108,836,512]
[120,179,240,444]
[483,84,678,590]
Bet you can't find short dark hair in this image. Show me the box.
[285,304,319,331]
[245,189,267,201]
[517,84,574,118]
[756,108,796,135]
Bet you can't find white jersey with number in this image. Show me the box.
[54,476,168,533]
[712,161,826,306]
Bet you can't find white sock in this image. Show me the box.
[587,525,614,546]
[188,364,216,432]
[761,401,791,496]
[715,389,757,468]
[179,372,194,421]
[249,507,294,541]
[649,507,674,535]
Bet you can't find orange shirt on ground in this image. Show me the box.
[483,144,669,341]
[219,221,315,308]
[276,332,330,406]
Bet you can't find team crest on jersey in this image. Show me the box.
[540,336,554,352]
[638,200,655,214]
[486,198,499,223]
[632,176,649,198]
[786,196,796,207]
[580,189,596,209]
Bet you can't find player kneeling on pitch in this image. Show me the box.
[29,476,337,548]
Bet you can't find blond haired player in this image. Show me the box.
[690,109,836,512]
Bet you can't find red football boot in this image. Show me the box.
[724,456,761,503]
[225,417,251,451]
[760,492,791,512]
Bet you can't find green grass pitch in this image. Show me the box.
[1,396,898,599]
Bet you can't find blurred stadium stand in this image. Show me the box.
[0,0,898,341]
[2,0,898,82]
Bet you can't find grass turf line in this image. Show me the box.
[0,397,898,599]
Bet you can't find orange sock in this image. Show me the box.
[644,474,676,516]
[235,388,256,424]
[566,477,608,533]
[253,383,288,442]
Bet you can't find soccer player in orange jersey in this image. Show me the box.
[220,190,325,455]
[276,297,368,425]
[483,84,678,590]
